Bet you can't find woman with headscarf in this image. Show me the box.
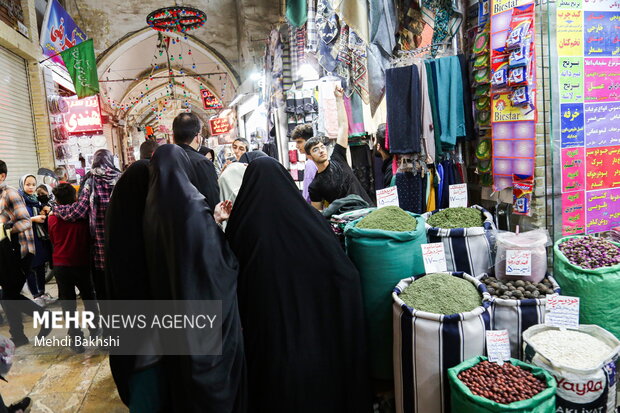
[54,149,120,300]
[105,145,245,412]
[226,157,372,413]
[18,174,52,305]
[218,151,268,204]
[198,146,216,162]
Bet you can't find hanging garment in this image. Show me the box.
[317,78,341,138]
[286,0,308,27]
[458,54,476,141]
[306,0,319,53]
[418,62,435,163]
[332,0,369,43]
[316,0,340,73]
[226,157,372,413]
[427,169,437,212]
[435,56,466,149]
[281,27,294,89]
[344,94,365,134]
[385,65,421,154]
[367,0,397,114]
[348,30,370,104]
[289,26,300,82]
[426,60,444,158]
[395,171,424,214]
[350,144,374,200]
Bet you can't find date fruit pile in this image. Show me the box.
[481,276,555,300]
[457,360,546,404]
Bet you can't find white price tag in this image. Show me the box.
[421,243,448,273]
[486,330,511,365]
[505,250,532,277]
[449,184,468,208]
[545,295,580,329]
[376,186,399,208]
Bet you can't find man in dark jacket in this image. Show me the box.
[172,113,219,210]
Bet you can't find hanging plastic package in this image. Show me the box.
[448,356,557,413]
[423,205,497,277]
[494,229,549,283]
[344,212,426,380]
[554,235,620,339]
[478,273,560,359]
[393,272,491,413]
[523,324,620,413]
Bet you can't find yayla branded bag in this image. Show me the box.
[523,324,620,413]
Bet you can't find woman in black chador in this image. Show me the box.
[105,145,246,412]
[226,156,372,413]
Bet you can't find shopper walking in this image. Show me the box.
[18,175,53,306]
[53,149,120,301]
[226,156,372,413]
[0,161,51,347]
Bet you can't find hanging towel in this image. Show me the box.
[332,0,369,43]
[385,65,421,154]
[286,0,308,27]
[435,56,466,149]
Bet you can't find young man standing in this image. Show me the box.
[306,87,373,210]
[292,124,318,204]
[172,112,220,211]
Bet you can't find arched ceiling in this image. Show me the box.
[63,0,283,129]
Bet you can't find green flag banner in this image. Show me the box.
[60,38,99,99]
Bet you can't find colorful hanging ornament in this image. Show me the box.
[146,6,207,33]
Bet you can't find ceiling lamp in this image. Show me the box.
[146,6,207,33]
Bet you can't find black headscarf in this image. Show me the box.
[104,159,154,406]
[226,157,372,413]
[143,144,246,412]
[198,146,215,160]
[238,150,267,164]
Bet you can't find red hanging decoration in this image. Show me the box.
[146,6,207,33]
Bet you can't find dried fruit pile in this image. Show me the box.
[559,236,620,269]
[481,276,555,300]
[457,360,546,404]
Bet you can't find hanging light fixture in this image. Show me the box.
[146,6,207,33]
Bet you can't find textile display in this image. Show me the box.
[385,65,422,154]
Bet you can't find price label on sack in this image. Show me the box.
[449,184,468,208]
[486,330,511,365]
[376,186,399,208]
[545,294,580,330]
[505,250,532,277]
[421,243,448,273]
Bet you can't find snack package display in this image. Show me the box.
[474,53,490,69]
[474,66,491,84]
[510,86,531,107]
[512,174,534,216]
[509,42,530,68]
[505,4,534,50]
[491,53,509,89]
[508,65,528,86]
[473,30,490,55]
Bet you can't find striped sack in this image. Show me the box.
[479,273,560,360]
[393,272,491,413]
[423,205,497,277]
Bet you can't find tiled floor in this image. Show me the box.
[0,280,127,412]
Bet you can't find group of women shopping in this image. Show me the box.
[105,143,373,413]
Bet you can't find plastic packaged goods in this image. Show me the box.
[523,324,620,413]
[494,229,549,283]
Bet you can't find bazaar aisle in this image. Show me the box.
[0,281,126,413]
